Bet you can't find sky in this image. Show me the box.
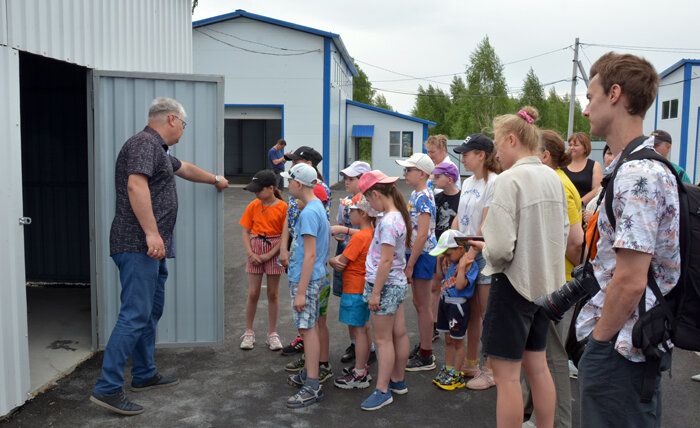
[192,0,700,115]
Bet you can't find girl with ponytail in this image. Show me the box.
[469,107,569,427]
[356,171,412,410]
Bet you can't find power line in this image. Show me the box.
[356,45,572,86]
[201,27,312,52]
[581,42,700,54]
[195,29,321,56]
[659,74,700,87]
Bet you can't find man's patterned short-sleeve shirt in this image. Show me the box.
[110,126,182,257]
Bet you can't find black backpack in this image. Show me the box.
[603,136,700,402]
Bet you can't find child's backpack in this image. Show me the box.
[602,136,700,402]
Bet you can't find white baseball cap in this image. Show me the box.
[281,163,318,187]
[395,153,435,174]
[340,161,371,177]
[429,229,467,256]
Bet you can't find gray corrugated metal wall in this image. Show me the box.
[3,0,192,73]
[20,52,90,282]
[0,46,31,417]
[91,71,225,348]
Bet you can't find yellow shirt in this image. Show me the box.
[556,169,582,281]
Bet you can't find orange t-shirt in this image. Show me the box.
[239,199,287,236]
[341,228,373,294]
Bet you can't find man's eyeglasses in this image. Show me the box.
[403,167,418,174]
[171,114,187,130]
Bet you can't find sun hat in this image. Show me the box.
[281,163,318,187]
[358,170,399,194]
[395,153,435,174]
[429,229,467,257]
[341,161,371,177]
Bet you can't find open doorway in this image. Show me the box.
[19,52,93,393]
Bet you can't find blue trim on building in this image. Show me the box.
[223,103,285,138]
[653,94,659,130]
[322,38,331,181]
[422,124,429,154]
[694,107,700,184]
[679,63,692,169]
[338,90,342,181]
[192,10,358,77]
[346,100,437,126]
[344,103,349,168]
[658,59,700,79]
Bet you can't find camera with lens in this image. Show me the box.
[534,262,600,323]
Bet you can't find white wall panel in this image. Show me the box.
[0,45,31,418]
[6,0,191,73]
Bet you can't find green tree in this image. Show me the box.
[411,85,452,136]
[352,62,375,105]
[373,93,393,111]
[520,68,546,117]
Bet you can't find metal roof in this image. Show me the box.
[347,100,437,126]
[351,125,375,137]
[658,58,700,79]
[192,9,358,77]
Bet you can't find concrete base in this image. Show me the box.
[26,286,93,394]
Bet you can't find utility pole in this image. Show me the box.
[567,37,580,138]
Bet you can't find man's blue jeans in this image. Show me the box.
[94,252,167,394]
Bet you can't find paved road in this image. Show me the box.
[3,184,699,427]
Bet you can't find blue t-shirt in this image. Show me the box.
[441,261,478,298]
[268,147,284,170]
[288,199,331,282]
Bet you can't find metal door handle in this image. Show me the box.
[19,217,32,225]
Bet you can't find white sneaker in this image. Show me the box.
[240,331,255,350]
[692,374,700,382]
[266,333,283,351]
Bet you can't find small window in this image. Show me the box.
[670,99,679,118]
[402,132,413,157]
[389,131,413,157]
[662,99,679,119]
[389,131,401,157]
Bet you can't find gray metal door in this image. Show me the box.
[0,46,31,416]
[90,70,225,349]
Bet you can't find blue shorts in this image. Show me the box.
[289,278,325,329]
[363,281,407,316]
[406,251,437,280]
[339,293,370,327]
[475,253,491,285]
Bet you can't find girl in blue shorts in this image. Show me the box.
[357,170,413,411]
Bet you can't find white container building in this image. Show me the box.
[644,59,700,183]
[1,0,226,416]
[192,10,435,184]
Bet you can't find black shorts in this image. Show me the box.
[436,295,470,339]
[482,273,549,361]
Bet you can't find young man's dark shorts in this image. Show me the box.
[436,295,470,339]
[482,273,549,361]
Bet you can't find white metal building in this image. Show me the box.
[1,0,225,416]
[192,10,435,184]
[643,59,700,183]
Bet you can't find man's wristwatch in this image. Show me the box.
[213,175,220,185]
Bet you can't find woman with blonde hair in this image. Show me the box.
[469,106,568,428]
[425,134,461,194]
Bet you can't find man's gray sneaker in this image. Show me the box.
[286,385,323,408]
[130,373,179,392]
[90,390,144,416]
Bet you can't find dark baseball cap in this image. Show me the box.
[652,130,672,145]
[284,146,323,167]
[453,133,494,154]
[244,169,278,193]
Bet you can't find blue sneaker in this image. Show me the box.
[361,388,393,411]
[389,379,408,395]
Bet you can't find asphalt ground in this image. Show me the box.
[2,181,699,427]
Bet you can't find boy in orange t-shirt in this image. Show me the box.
[328,195,377,390]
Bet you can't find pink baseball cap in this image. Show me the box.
[358,170,399,194]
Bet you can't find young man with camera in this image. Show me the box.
[573,53,680,427]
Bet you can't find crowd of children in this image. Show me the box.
[237,108,575,422]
